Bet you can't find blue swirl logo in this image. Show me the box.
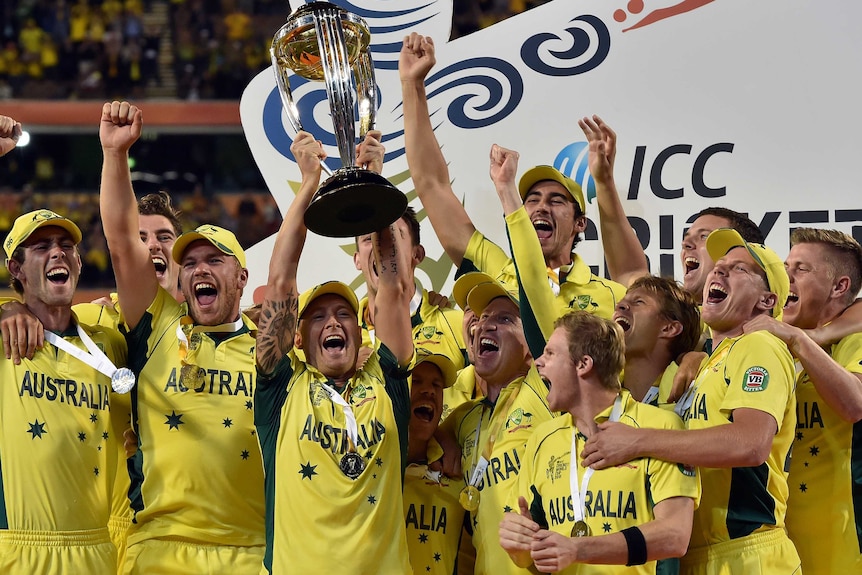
[520,14,610,76]
[553,142,596,204]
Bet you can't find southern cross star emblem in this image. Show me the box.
[27,419,47,439]
[165,411,184,430]
[299,462,317,480]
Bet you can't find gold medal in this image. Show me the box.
[459,485,481,512]
[180,364,205,389]
[571,520,590,537]
[189,332,201,350]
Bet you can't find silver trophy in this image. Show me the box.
[272,1,407,237]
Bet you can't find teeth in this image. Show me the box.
[325,335,343,343]
[533,219,551,227]
[152,257,166,265]
[614,317,631,331]
[479,337,499,352]
[785,292,799,305]
[685,257,700,271]
[709,284,727,295]
[195,283,215,292]
[46,268,67,278]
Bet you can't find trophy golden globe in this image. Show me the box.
[271,1,407,237]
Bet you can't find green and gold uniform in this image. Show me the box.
[512,389,700,575]
[448,366,556,575]
[680,331,800,574]
[0,319,126,574]
[359,284,467,370]
[255,344,412,574]
[403,438,466,575]
[75,298,132,572]
[443,365,483,423]
[786,332,862,575]
[123,289,264,574]
[503,208,625,334]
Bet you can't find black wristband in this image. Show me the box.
[621,526,647,566]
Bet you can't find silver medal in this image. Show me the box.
[111,367,136,394]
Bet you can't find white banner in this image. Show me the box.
[239,0,862,307]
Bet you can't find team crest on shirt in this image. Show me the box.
[349,382,376,407]
[440,403,452,421]
[308,381,329,406]
[572,295,593,310]
[545,454,569,483]
[505,408,533,432]
[742,366,769,392]
[677,463,696,477]
[417,326,440,340]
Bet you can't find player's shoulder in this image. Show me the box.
[623,400,684,431]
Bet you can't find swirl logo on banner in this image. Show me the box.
[240,0,862,307]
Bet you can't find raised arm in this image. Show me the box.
[580,116,648,287]
[372,218,415,366]
[0,115,22,157]
[99,101,157,329]
[255,132,324,376]
[399,33,476,266]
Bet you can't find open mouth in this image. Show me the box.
[322,334,345,351]
[194,282,217,305]
[478,337,499,355]
[706,283,728,304]
[614,316,632,332]
[152,256,167,274]
[784,292,799,308]
[46,268,69,284]
[412,404,435,422]
[684,257,700,276]
[532,218,553,240]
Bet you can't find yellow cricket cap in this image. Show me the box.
[518,165,585,213]
[172,224,246,268]
[4,209,82,259]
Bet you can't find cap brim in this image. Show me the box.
[518,165,585,212]
[299,281,359,319]
[452,271,495,311]
[415,351,458,388]
[172,231,207,264]
[466,281,519,316]
[706,228,748,265]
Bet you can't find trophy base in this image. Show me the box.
[304,167,408,238]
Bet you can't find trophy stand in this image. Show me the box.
[272,1,407,238]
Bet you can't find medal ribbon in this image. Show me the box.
[319,382,359,452]
[177,316,244,361]
[570,395,623,524]
[641,385,659,406]
[673,345,728,418]
[44,324,120,380]
[466,384,522,489]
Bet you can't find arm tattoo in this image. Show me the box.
[256,292,298,375]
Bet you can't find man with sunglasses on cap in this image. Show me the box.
[0,209,127,574]
[399,33,625,321]
[254,129,414,574]
[99,101,265,574]
[581,229,800,574]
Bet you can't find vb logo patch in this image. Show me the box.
[743,366,769,392]
[677,463,696,478]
